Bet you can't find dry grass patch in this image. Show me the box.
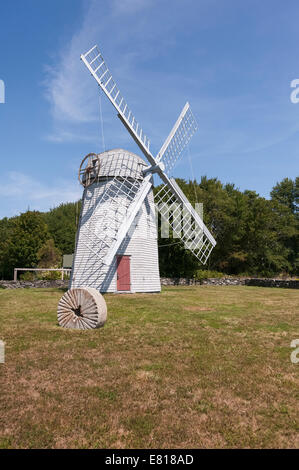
[184,306,214,312]
[0,285,298,448]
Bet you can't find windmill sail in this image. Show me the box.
[81,46,153,162]
[154,104,216,264]
[80,45,216,267]
[155,179,216,264]
[156,102,198,175]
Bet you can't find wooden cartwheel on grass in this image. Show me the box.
[57,287,107,330]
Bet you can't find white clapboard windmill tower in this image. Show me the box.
[68,44,216,298]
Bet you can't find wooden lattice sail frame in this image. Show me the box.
[80,45,216,264]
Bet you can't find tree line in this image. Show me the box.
[0,176,297,280]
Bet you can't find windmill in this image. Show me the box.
[57,44,216,329]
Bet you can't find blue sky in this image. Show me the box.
[0,0,298,218]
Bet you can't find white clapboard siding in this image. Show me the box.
[70,149,161,293]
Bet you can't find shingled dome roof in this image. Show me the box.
[94,148,147,180]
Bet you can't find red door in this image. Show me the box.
[117,255,131,291]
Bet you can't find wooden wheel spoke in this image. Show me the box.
[57,287,107,330]
[78,153,100,188]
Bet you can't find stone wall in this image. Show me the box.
[161,277,299,288]
[160,277,246,286]
[0,280,69,289]
[245,278,299,289]
[0,278,298,289]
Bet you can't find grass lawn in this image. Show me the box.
[0,285,298,449]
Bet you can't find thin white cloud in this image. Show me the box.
[0,172,82,218]
[43,0,187,144]
[45,129,99,143]
[44,39,97,124]
[111,0,153,15]
[44,2,105,127]
[44,0,155,140]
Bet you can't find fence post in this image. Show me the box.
[14,269,17,281]
[61,269,64,281]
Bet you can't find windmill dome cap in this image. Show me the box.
[95,148,147,179]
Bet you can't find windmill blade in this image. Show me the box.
[81,45,156,166]
[103,173,153,266]
[154,104,215,263]
[156,102,198,176]
[155,178,216,264]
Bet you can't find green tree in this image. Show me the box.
[157,177,298,277]
[37,239,62,268]
[0,216,16,279]
[156,177,236,276]
[44,201,80,254]
[270,177,298,214]
[6,211,50,278]
[270,177,298,275]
